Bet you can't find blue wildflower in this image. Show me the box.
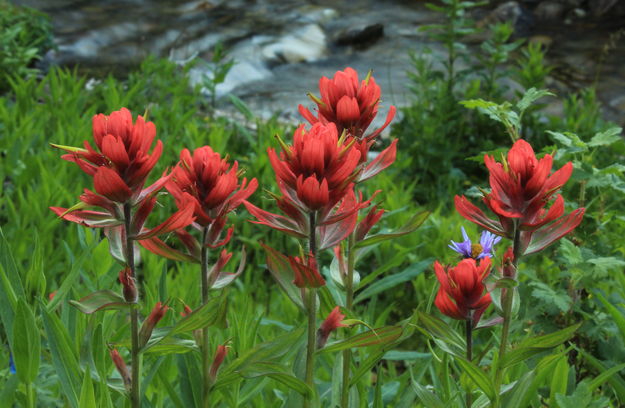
[449,227,501,259]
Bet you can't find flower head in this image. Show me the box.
[434,258,492,327]
[455,139,584,256]
[167,146,257,226]
[449,227,501,259]
[269,122,361,212]
[298,67,396,140]
[317,306,348,348]
[56,108,163,203]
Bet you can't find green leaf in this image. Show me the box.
[516,88,554,112]
[79,367,96,408]
[69,290,130,314]
[455,357,495,401]
[518,323,581,349]
[239,362,312,397]
[354,259,430,304]
[354,211,429,249]
[0,228,26,345]
[41,307,80,408]
[319,326,403,353]
[588,362,625,392]
[12,298,40,384]
[47,248,93,313]
[587,127,622,147]
[502,324,580,368]
[580,349,625,401]
[417,312,465,356]
[411,380,445,408]
[495,277,518,289]
[550,356,570,405]
[163,294,226,337]
[596,292,625,342]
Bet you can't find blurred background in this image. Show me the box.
[7,0,625,125]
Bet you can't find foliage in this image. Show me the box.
[0,1,54,92]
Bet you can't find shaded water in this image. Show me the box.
[13,0,625,126]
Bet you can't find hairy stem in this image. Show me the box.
[124,203,141,408]
[201,227,211,408]
[494,224,521,405]
[466,318,473,408]
[340,232,356,407]
[304,212,318,408]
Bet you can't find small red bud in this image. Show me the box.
[118,267,138,303]
[109,349,131,390]
[317,306,348,348]
[139,302,169,348]
[209,345,229,383]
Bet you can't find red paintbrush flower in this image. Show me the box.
[298,67,397,181]
[54,108,163,203]
[298,67,395,140]
[455,139,584,256]
[434,258,492,327]
[317,306,348,348]
[268,122,361,212]
[166,146,258,226]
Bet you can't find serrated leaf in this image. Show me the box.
[587,127,622,147]
[516,88,554,112]
[319,326,403,353]
[12,298,40,384]
[354,211,429,249]
[69,290,130,314]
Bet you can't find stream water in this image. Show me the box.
[13,0,625,126]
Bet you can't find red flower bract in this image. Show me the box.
[455,139,584,256]
[167,146,258,226]
[58,108,163,202]
[298,67,396,140]
[290,252,326,288]
[269,122,361,212]
[434,258,492,327]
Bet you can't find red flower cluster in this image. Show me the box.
[167,147,257,227]
[434,258,492,327]
[455,139,584,256]
[140,146,257,264]
[246,124,375,250]
[50,109,195,244]
[298,67,397,182]
[298,67,395,140]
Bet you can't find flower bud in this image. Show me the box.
[209,345,229,383]
[317,306,348,348]
[139,302,169,348]
[118,267,138,303]
[109,349,131,391]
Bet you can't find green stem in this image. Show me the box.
[494,224,521,406]
[25,382,35,408]
[465,318,473,408]
[340,232,356,407]
[304,212,318,408]
[124,203,141,408]
[201,227,211,408]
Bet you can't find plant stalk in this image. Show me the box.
[304,212,318,408]
[124,203,141,408]
[465,318,473,408]
[340,232,356,407]
[494,224,521,405]
[201,227,211,408]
